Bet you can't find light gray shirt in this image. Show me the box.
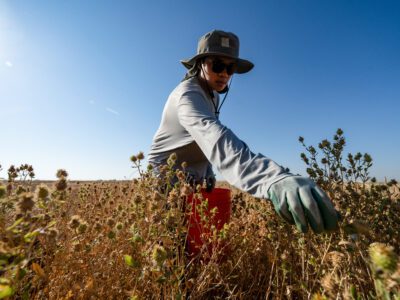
[148,76,291,198]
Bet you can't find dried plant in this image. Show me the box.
[0,130,398,299]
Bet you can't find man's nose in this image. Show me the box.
[219,69,230,78]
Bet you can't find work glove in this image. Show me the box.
[267,176,339,233]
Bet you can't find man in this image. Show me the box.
[149,30,339,233]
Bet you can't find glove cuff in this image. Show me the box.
[262,173,295,198]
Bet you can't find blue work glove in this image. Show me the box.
[267,176,339,233]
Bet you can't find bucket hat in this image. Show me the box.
[181,30,254,74]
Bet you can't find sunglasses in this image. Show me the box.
[209,58,237,75]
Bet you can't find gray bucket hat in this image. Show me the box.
[181,30,254,74]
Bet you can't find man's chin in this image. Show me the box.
[216,85,227,92]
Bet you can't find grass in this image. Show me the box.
[0,129,399,299]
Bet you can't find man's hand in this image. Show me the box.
[267,176,339,233]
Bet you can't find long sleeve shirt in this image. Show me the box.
[148,76,291,199]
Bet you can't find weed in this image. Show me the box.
[0,130,398,299]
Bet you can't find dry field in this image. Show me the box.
[1,130,399,299]
[1,177,399,299]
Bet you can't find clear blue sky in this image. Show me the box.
[1,0,399,181]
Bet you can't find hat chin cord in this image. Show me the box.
[199,65,232,119]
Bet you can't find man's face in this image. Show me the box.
[201,56,236,92]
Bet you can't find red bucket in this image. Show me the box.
[186,188,231,258]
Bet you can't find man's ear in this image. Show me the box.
[198,59,208,78]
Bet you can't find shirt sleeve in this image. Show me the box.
[177,90,292,199]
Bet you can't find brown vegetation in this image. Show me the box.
[0,130,399,299]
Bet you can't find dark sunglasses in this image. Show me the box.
[209,59,236,75]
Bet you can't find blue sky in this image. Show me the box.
[1,0,399,181]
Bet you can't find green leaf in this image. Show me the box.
[130,234,143,244]
[17,268,28,280]
[45,220,57,229]
[124,255,140,268]
[0,279,10,285]
[24,230,39,243]
[156,276,167,284]
[0,284,14,299]
[6,218,24,231]
[124,255,133,267]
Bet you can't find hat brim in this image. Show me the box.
[180,53,254,74]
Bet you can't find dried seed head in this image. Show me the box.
[321,273,339,295]
[69,215,81,229]
[35,184,50,200]
[151,213,162,223]
[180,184,193,197]
[94,222,102,231]
[327,251,345,267]
[150,201,159,211]
[134,233,144,244]
[369,242,398,274]
[48,228,59,239]
[167,189,179,203]
[107,218,115,227]
[166,214,176,229]
[73,243,82,252]
[177,170,185,181]
[16,185,27,195]
[152,245,168,266]
[169,152,177,161]
[18,193,35,212]
[55,178,68,191]
[133,195,142,204]
[181,161,188,169]
[56,169,68,179]
[116,222,123,231]
[321,273,334,293]
[77,222,88,234]
[136,152,144,160]
[107,230,116,239]
[152,191,162,202]
[167,153,177,167]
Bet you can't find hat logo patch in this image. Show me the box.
[221,37,230,48]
